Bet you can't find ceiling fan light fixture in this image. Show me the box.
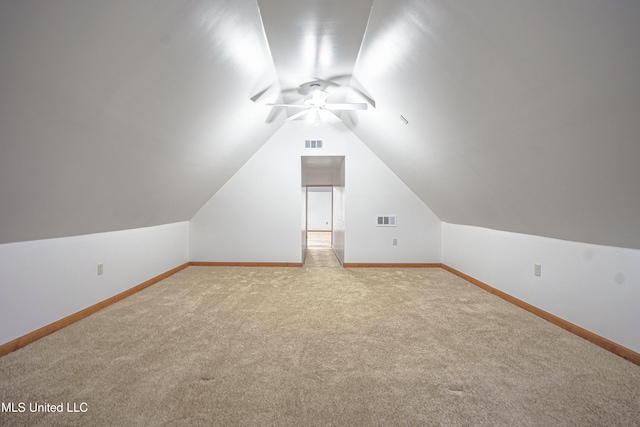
[267,87,367,123]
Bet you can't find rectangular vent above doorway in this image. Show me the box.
[305,140,323,149]
[376,215,397,227]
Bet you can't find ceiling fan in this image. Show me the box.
[267,82,368,122]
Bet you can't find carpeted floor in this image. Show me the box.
[1,250,639,426]
[304,246,341,268]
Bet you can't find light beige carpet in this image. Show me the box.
[304,247,341,268]
[1,253,639,426]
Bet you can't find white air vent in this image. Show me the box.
[376,215,397,227]
[305,139,323,149]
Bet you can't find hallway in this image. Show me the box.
[305,232,340,268]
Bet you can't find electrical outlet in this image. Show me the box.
[393,238,398,246]
[97,263,103,276]
[534,263,541,277]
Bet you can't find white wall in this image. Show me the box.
[343,136,441,264]
[301,185,307,262]
[0,222,189,346]
[442,222,640,353]
[190,126,303,263]
[190,120,441,264]
[333,185,346,264]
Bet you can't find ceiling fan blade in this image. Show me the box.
[266,103,308,108]
[265,106,283,124]
[349,76,376,108]
[351,88,376,108]
[285,110,311,121]
[324,103,368,111]
[250,85,272,103]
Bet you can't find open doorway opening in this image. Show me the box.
[307,186,332,249]
[301,156,345,267]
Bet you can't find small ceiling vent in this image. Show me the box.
[305,139,323,149]
[376,215,397,227]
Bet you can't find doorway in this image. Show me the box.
[301,156,345,266]
[306,186,333,249]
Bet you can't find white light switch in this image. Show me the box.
[534,264,541,277]
[98,263,104,276]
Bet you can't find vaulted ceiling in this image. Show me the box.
[1,0,639,249]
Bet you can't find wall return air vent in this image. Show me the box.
[305,140,323,149]
[376,215,397,227]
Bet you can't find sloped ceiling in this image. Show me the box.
[349,0,640,249]
[0,0,280,243]
[1,1,639,249]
